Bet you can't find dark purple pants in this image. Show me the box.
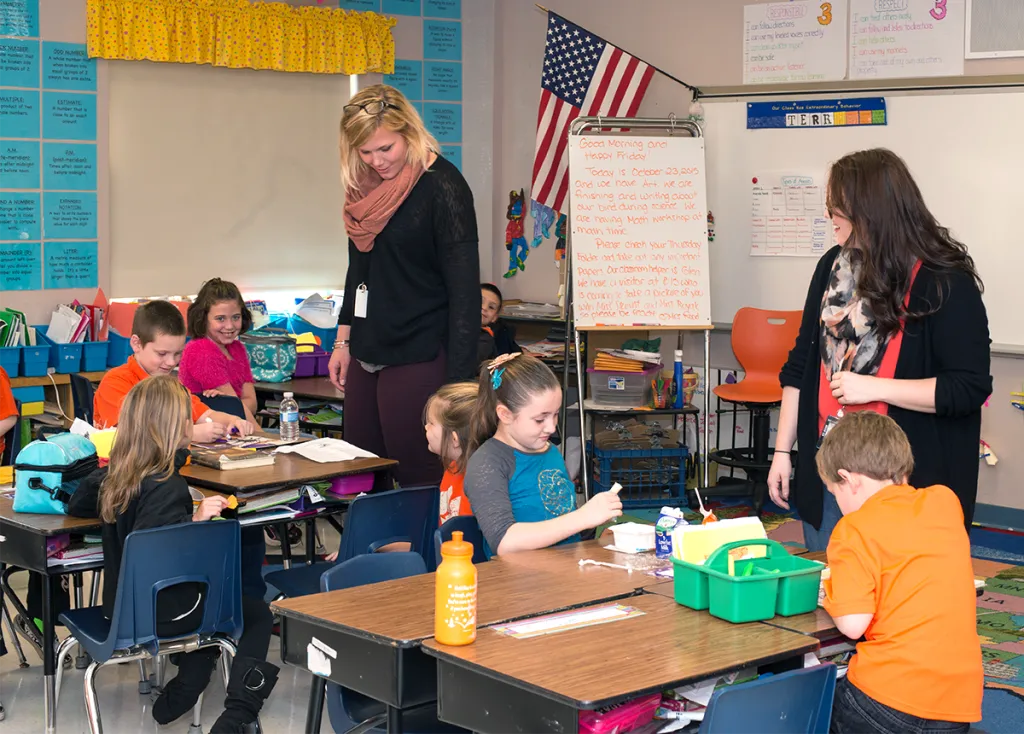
[345,351,446,487]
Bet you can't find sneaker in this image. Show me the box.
[264,526,281,547]
[13,614,42,659]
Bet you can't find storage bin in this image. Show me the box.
[671,539,824,623]
[287,315,336,351]
[33,325,82,374]
[107,331,133,367]
[12,386,45,403]
[0,346,20,377]
[21,344,50,377]
[82,341,109,372]
[327,472,373,497]
[587,365,660,408]
[608,522,656,553]
[295,346,330,378]
[591,442,688,508]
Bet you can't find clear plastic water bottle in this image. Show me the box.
[279,392,300,442]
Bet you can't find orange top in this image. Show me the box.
[0,367,18,460]
[94,356,210,429]
[439,465,472,526]
[823,484,982,722]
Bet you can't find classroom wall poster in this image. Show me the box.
[743,0,848,85]
[1,139,38,188]
[43,240,97,289]
[749,171,832,257]
[849,0,965,79]
[0,0,38,38]
[746,97,887,128]
[0,191,39,239]
[0,38,39,88]
[0,240,40,290]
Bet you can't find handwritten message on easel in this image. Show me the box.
[568,135,712,329]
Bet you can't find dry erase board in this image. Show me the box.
[703,89,1024,349]
[567,135,712,330]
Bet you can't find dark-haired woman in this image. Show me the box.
[768,148,991,550]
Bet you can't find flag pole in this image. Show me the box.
[534,4,702,97]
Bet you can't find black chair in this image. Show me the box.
[1,398,21,466]
[68,373,96,424]
[198,394,247,420]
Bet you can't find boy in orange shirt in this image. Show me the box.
[94,300,252,438]
[816,411,982,734]
[0,366,17,460]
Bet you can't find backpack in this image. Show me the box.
[241,329,297,383]
[14,433,99,515]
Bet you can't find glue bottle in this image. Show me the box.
[672,350,684,409]
[435,531,477,645]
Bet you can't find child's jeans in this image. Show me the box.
[830,677,969,734]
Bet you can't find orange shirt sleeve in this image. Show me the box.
[0,368,16,422]
[190,393,211,423]
[823,520,878,619]
[93,367,136,429]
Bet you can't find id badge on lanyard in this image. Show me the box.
[818,407,844,448]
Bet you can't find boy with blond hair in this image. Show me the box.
[816,411,982,733]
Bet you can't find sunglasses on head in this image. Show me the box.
[344,99,397,116]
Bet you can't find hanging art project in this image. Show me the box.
[503,188,529,278]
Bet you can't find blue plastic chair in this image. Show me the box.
[54,521,245,734]
[432,515,488,568]
[319,553,462,734]
[699,663,837,733]
[265,485,438,599]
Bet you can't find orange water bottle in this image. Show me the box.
[434,531,477,645]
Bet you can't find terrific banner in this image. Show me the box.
[746,97,887,129]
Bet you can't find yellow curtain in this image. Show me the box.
[86,0,396,75]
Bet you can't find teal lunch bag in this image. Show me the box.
[241,329,297,383]
[14,433,99,515]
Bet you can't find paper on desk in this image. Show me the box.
[70,418,96,436]
[306,636,337,677]
[491,603,644,639]
[276,438,377,463]
[673,677,719,707]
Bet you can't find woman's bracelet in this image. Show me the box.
[333,340,349,351]
[774,449,791,454]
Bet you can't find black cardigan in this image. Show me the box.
[779,246,991,529]
[338,155,480,382]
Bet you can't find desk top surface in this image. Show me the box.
[422,593,818,709]
[253,378,344,402]
[272,552,645,646]
[181,453,394,493]
[494,539,671,582]
[0,494,102,535]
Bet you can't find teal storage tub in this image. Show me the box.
[81,341,109,371]
[0,347,20,377]
[33,326,82,374]
[106,332,132,367]
[21,344,49,377]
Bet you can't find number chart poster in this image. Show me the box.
[743,0,848,85]
[849,0,964,79]
[568,135,712,329]
[0,6,100,292]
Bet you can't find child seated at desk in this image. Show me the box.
[478,283,520,365]
[464,353,621,557]
[93,300,253,438]
[99,376,277,732]
[425,381,478,525]
[178,279,259,425]
[817,411,982,734]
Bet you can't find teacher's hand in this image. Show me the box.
[328,346,350,392]
[830,372,877,406]
[767,452,792,510]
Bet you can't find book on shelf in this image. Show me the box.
[593,348,663,373]
[190,446,276,472]
[237,488,301,514]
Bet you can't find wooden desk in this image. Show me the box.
[253,378,343,402]
[423,594,819,733]
[273,558,645,733]
[0,495,103,734]
[181,453,394,494]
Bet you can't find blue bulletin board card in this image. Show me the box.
[0,241,41,290]
[423,20,461,61]
[43,142,96,190]
[424,0,459,18]
[423,102,461,143]
[42,91,97,140]
[383,0,420,15]
[0,39,40,89]
[385,60,423,100]
[0,191,40,240]
[440,145,461,171]
[43,43,97,92]
[44,240,97,289]
[424,61,461,102]
[0,0,38,38]
[0,140,39,188]
[0,89,40,138]
[43,191,97,239]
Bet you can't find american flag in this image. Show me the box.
[531,12,655,214]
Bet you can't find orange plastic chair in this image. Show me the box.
[710,308,801,513]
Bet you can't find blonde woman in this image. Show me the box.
[99,376,277,732]
[328,84,480,486]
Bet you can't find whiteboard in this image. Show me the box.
[568,135,712,330]
[704,89,1024,348]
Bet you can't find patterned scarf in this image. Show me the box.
[820,250,890,380]
[343,162,425,253]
